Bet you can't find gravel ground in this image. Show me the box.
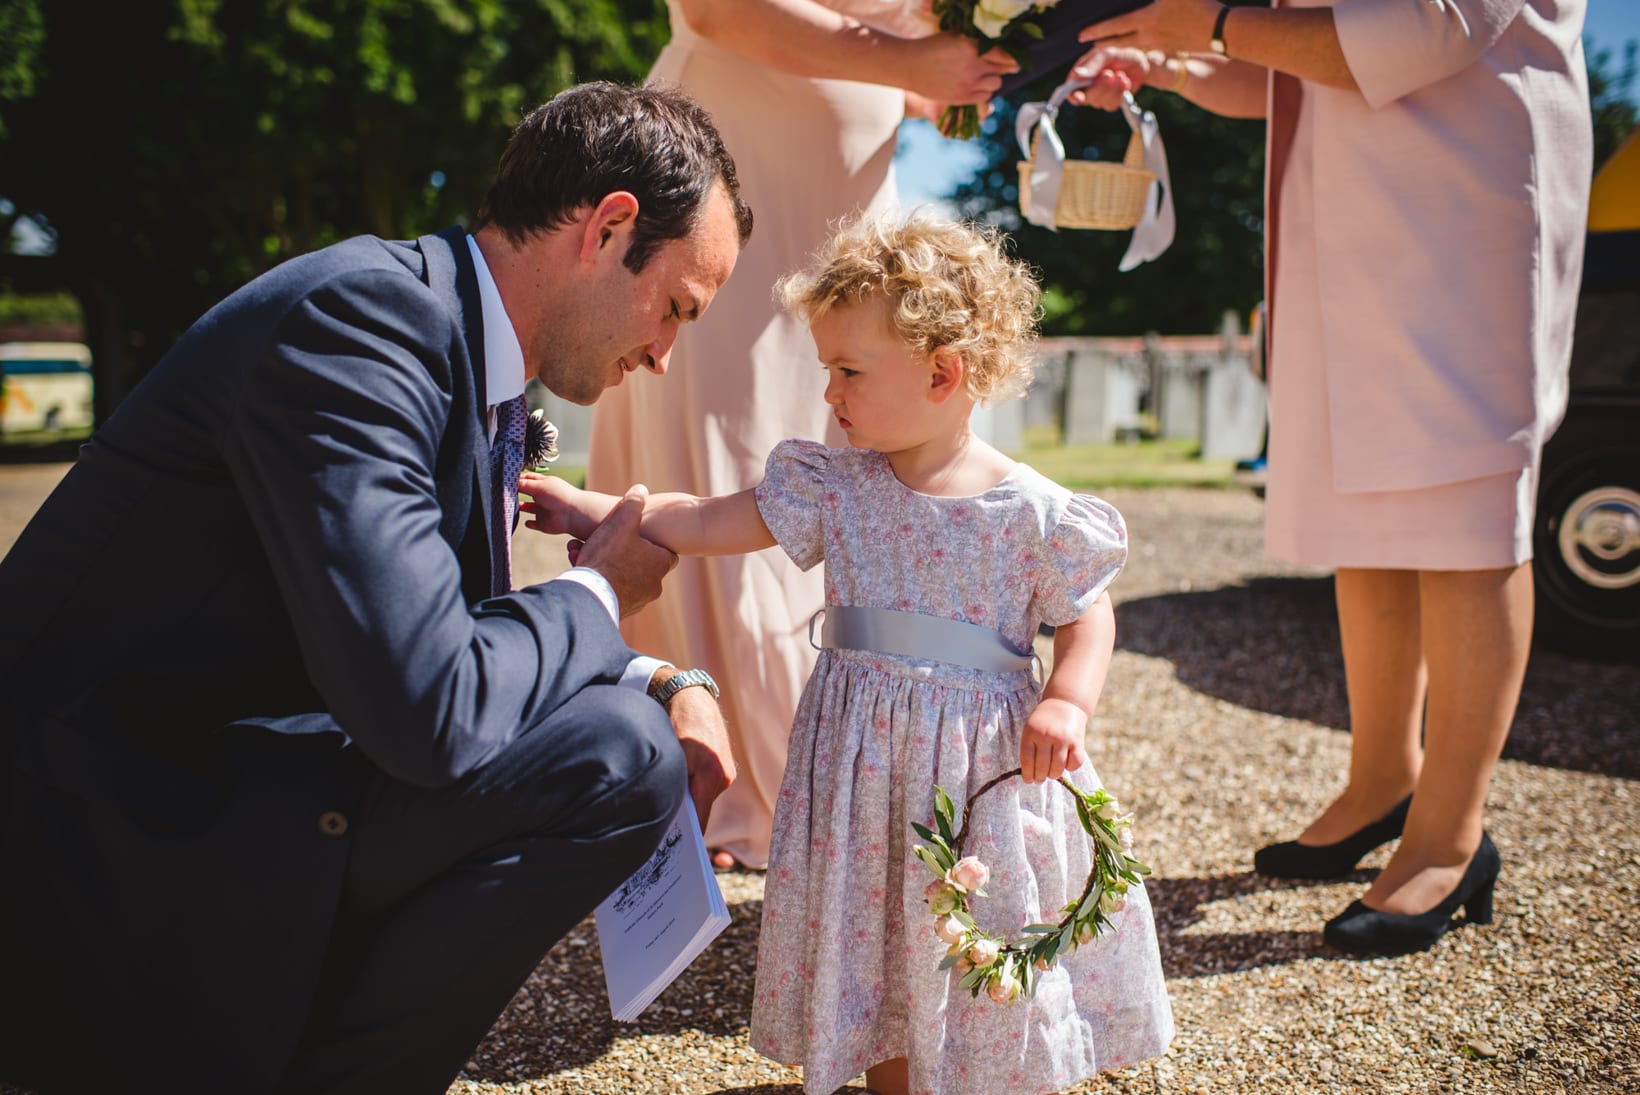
[2,473,1636,1094]
[464,486,1640,1095]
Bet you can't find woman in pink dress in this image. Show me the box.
[1069,0,1591,954]
[588,0,1016,870]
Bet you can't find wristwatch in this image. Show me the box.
[649,667,720,706]
[1210,4,1231,56]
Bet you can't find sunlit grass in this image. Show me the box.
[1007,425,1239,490]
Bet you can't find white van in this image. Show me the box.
[0,341,94,438]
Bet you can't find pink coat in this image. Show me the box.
[1265,0,1591,493]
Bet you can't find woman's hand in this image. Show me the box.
[1078,0,1221,56]
[905,33,1019,105]
[1066,46,1152,109]
[903,90,943,123]
[1019,697,1091,784]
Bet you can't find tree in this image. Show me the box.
[1589,38,1638,172]
[951,89,1265,337]
[0,0,668,377]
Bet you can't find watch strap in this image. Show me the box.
[1210,5,1231,55]
[650,667,720,706]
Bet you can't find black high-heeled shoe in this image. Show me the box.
[1253,794,1412,879]
[1322,832,1500,956]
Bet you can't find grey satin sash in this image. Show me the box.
[809,605,1036,675]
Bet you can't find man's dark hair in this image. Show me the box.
[476,81,753,272]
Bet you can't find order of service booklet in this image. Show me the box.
[594,795,730,1021]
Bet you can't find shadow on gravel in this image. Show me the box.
[1116,576,1640,780]
[1145,871,1333,977]
[461,899,765,1084]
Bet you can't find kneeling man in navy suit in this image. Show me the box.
[0,80,749,1095]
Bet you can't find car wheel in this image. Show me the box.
[1532,401,1640,662]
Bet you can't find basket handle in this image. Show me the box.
[1015,80,1175,269]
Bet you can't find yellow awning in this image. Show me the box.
[1589,128,1640,232]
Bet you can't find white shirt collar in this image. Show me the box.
[465,234,526,409]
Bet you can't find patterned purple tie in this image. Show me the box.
[490,394,528,596]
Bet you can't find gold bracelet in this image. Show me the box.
[1169,54,1191,94]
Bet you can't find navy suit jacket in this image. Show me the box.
[0,228,637,1081]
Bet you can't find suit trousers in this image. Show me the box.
[0,684,686,1095]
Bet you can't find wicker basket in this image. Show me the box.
[1018,126,1155,231]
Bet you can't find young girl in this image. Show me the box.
[521,213,1174,1095]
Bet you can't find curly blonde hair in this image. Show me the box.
[775,211,1041,404]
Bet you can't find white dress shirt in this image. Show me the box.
[465,235,667,691]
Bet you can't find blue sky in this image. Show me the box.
[897,4,1640,205]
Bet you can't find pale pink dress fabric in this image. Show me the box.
[1262,0,1591,569]
[747,442,1174,1095]
[586,1,927,868]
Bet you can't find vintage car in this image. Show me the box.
[1532,128,1640,661]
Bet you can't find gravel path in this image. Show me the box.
[2,475,1635,1093]
[467,487,1640,1095]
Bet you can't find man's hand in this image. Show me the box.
[572,484,677,618]
[650,668,736,829]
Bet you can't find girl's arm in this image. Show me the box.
[519,471,776,557]
[1020,592,1117,784]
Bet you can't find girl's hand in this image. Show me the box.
[519,471,602,542]
[1067,46,1151,109]
[1019,697,1090,784]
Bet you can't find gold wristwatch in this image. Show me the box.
[1210,4,1231,56]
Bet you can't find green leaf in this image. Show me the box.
[911,821,938,845]
[1019,21,1044,40]
[934,787,957,844]
[913,845,947,876]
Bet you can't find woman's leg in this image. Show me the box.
[1362,563,1533,913]
[1297,567,1425,845]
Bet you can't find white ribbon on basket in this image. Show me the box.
[1015,79,1175,270]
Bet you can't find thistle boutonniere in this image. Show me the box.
[524,409,560,471]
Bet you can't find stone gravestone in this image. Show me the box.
[1200,311,1267,461]
[1063,341,1145,444]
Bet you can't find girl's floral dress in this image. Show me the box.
[748,441,1175,1095]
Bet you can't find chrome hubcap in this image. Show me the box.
[1557,486,1640,591]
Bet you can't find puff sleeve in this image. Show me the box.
[754,439,830,571]
[1033,492,1128,628]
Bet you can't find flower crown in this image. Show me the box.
[913,770,1150,1005]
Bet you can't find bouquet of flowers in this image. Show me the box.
[912,770,1150,1004]
[930,0,1064,139]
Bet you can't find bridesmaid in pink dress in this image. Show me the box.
[588,0,1016,870]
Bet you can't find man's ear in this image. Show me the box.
[928,348,966,404]
[579,191,640,262]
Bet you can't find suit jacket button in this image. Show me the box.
[318,811,349,837]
